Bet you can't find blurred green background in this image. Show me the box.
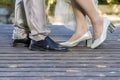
[0,0,120,15]
[0,0,120,24]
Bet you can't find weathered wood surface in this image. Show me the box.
[0,24,120,80]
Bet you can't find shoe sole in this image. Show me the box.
[29,45,46,51]
[29,45,68,52]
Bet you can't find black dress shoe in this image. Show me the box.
[12,38,31,47]
[29,36,68,51]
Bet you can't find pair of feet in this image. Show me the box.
[67,18,104,43]
[60,18,116,48]
[12,36,68,51]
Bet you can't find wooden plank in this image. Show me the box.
[0,56,120,60]
[0,68,120,72]
[0,72,119,77]
[0,25,120,80]
[0,63,120,68]
[0,51,120,56]
[0,53,120,58]
[0,77,119,80]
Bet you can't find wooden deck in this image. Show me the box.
[0,24,120,80]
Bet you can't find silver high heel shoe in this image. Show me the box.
[91,18,116,49]
[59,31,92,47]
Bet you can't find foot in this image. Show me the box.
[91,18,111,49]
[12,38,31,47]
[29,36,68,51]
[60,31,92,47]
[68,31,89,42]
[92,18,103,40]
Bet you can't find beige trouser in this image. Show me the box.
[12,0,50,41]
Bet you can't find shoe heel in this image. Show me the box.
[108,23,116,33]
[86,39,92,48]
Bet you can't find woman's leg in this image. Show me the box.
[75,0,103,40]
[69,0,89,42]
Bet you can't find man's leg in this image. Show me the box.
[13,0,29,39]
[12,0,30,47]
[23,0,50,41]
[23,0,68,51]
